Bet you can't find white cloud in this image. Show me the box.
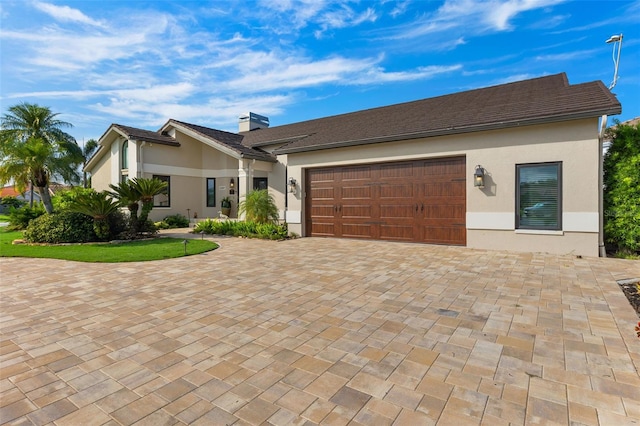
[32,1,106,28]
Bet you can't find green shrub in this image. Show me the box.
[0,196,25,209]
[108,210,129,238]
[162,214,189,228]
[604,121,640,253]
[239,190,279,224]
[24,211,96,243]
[7,205,45,230]
[52,187,96,212]
[193,219,288,240]
[155,221,171,230]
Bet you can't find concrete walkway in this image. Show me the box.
[1,236,639,425]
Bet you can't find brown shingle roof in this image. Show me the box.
[113,124,180,146]
[170,120,276,162]
[240,73,621,154]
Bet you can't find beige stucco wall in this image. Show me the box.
[89,147,112,192]
[281,118,601,256]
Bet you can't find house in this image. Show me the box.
[0,185,43,212]
[85,73,621,256]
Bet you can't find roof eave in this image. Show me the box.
[275,108,622,154]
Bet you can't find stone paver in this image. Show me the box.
[1,235,640,425]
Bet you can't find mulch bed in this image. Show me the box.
[618,278,640,317]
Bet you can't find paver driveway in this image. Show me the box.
[1,236,640,425]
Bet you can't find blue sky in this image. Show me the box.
[1,0,639,144]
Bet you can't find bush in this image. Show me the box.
[52,187,96,212]
[239,190,279,224]
[162,214,189,228]
[193,219,288,240]
[7,205,45,230]
[24,211,96,243]
[0,196,25,210]
[604,121,640,253]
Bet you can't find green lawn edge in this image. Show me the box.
[0,229,218,263]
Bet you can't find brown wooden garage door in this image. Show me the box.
[305,157,466,245]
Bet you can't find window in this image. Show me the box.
[253,177,268,190]
[153,175,170,207]
[516,162,561,230]
[122,140,128,169]
[206,178,216,207]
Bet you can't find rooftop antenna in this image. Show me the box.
[605,33,623,90]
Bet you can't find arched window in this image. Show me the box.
[122,140,128,169]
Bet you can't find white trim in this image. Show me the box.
[143,164,237,178]
[563,212,599,232]
[515,229,564,236]
[466,212,514,230]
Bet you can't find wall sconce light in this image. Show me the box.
[288,177,297,193]
[474,165,485,188]
[229,178,235,189]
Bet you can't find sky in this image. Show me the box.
[1,0,639,144]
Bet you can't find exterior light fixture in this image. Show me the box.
[606,33,623,90]
[229,178,235,189]
[474,165,485,188]
[288,177,297,193]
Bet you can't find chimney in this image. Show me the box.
[239,112,269,132]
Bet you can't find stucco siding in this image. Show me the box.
[89,148,112,191]
[284,118,600,256]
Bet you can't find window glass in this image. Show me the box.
[253,177,268,190]
[516,163,561,230]
[206,178,216,207]
[122,140,128,169]
[153,175,170,207]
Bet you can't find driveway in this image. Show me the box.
[1,237,639,425]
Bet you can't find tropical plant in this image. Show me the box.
[0,103,83,213]
[238,189,279,224]
[7,205,45,230]
[82,138,99,188]
[68,190,120,240]
[130,177,168,228]
[109,179,141,232]
[603,121,640,254]
[193,218,288,240]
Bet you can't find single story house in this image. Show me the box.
[85,73,621,256]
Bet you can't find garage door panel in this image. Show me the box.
[423,205,466,220]
[310,222,336,237]
[380,162,414,178]
[342,166,372,180]
[310,205,336,218]
[308,169,335,182]
[342,185,372,199]
[422,226,466,244]
[341,205,373,218]
[310,187,335,200]
[380,183,414,198]
[380,204,414,218]
[380,224,414,240]
[342,224,373,238]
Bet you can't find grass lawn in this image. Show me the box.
[0,228,218,262]
[0,214,10,222]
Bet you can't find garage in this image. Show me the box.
[305,156,466,245]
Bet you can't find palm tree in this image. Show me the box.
[0,103,83,213]
[109,179,141,233]
[68,190,120,240]
[82,139,99,188]
[239,189,279,224]
[131,177,168,228]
